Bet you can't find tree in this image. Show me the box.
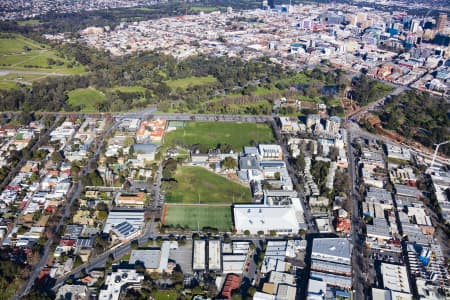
[298,229,307,236]
[244,230,250,236]
[71,165,81,176]
[97,210,108,221]
[219,144,233,153]
[221,157,237,170]
[51,150,63,163]
[172,271,184,283]
[274,171,280,180]
[162,159,178,179]
[95,201,107,211]
[29,172,39,183]
[150,272,160,281]
[296,152,306,171]
[329,146,340,161]
[81,170,103,186]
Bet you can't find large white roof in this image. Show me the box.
[233,205,300,234]
[311,238,351,264]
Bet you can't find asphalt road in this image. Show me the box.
[347,85,408,122]
[0,117,61,192]
[347,128,367,300]
[270,119,316,233]
[52,121,159,291]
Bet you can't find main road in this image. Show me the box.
[346,128,367,300]
[346,85,407,122]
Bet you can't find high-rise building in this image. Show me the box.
[410,19,420,33]
[262,0,268,9]
[436,13,447,33]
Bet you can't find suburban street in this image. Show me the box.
[18,120,118,298]
[270,119,317,233]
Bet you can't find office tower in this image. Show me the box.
[410,19,420,33]
[436,13,447,33]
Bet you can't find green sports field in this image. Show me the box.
[164,121,274,152]
[162,166,251,204]
[163,205,232,231]
[67,88,106,112]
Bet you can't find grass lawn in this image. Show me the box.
[163,166,251,203]
[17,19,42,26]
[67,88,106,112]
[153,290,178,300]
[0,33,43,54]
[0,33,85,75]
[163,205,232,231]
[111,86,146,93]
[165,75,217,90]
[164,121,274,152]
[0,72,49,88]
[189,6,222,12]
[0,81,18,89]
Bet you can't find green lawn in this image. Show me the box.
[17,19,42,26]
[163,166,251,203]
[0,33,85,75]
[111,86,146,93]
[165,75,217,90]
[189,6,222,12]
[153,290,178,300]
[0,72,49,88]
[164,121,274,152]
[0,81,18,89]
[0,33,43,54]
[67,88,106,112]
[164,205,232,231]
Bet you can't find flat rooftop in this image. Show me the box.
[311,238,351,265]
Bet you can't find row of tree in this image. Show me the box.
[378,90,450,156]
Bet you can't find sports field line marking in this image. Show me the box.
[165,203,231,207]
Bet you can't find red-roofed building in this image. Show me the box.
[136,119,167,143]
[335,218,351,234]
[60,239,76,247]
[18,201,27,210]
[221,274,241,300]
[38,268,51,280]
[45,206,56,213]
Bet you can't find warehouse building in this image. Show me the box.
[233,205,302,235]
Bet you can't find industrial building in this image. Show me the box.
[193,240,206,271]
[381,263,411,294]
[102,209,145,241]
[233,205,302,235]
[308,238,352,294]
[208,240,222,271]
[129,241,172,273]
[310,238,351,265]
